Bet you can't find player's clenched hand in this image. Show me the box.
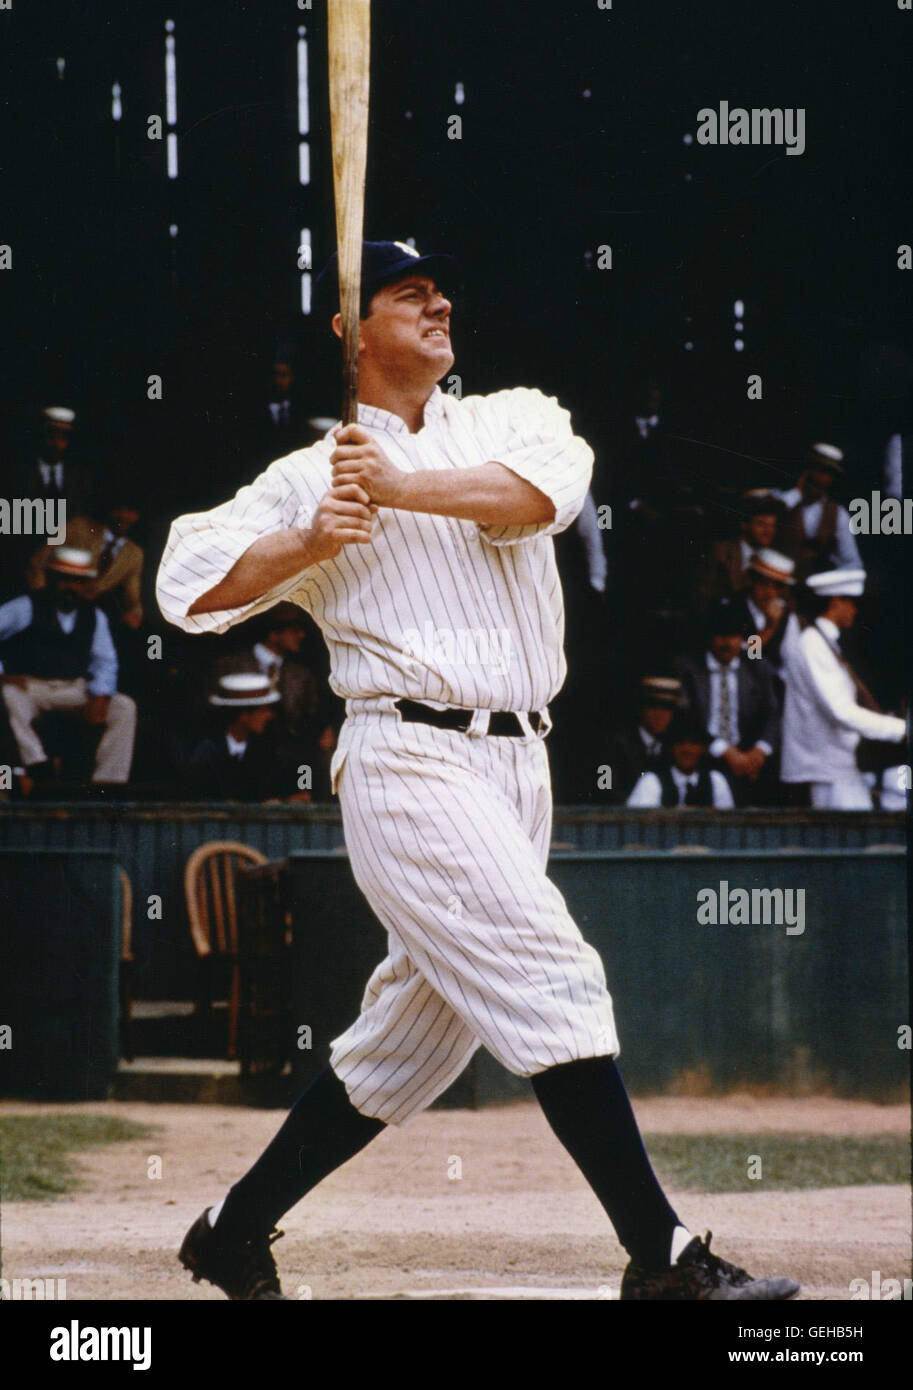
[331,424,405,507]
[306,483,377,561]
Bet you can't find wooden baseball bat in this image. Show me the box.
[327,0,371,426]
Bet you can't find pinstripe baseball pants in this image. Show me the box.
[328,707,620,1125]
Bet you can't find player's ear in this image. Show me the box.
[331,312,343,341]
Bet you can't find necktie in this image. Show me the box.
[683,776,701,807]
[716,668,734,744]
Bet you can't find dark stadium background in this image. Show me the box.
[1,0,910,782]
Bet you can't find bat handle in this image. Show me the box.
[341,348,359,427]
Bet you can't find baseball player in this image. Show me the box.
[157,240,799,1301]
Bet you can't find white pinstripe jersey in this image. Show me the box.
[156,385,593,712]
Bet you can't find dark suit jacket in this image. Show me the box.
[620,419,678,512]
[604,723,664,804]
[176,733,279,802]
[13,458,96,518]
[673,651,780,753]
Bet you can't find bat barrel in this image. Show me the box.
[328,0,371,427]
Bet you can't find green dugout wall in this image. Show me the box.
[0,803,904,1001]
[0,849,122,1100]
[282,847,908,1101]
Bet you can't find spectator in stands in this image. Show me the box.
[781,569,906,809]
[0,546,137,788]
[28,490,145,631]
[771,442,862,580]
[176,673,282,801]
[626,710,734,808]
[728,549,801,683]
[692,491,784,615]
[247,355,306,471]
[617,377,702,657]
[13,405,94,515]
[673,600,779,805]
[604,676,683,803]
[617,379,679,608]
[622,379,672,522]
[2,405,96,600]
[214,603,336,798]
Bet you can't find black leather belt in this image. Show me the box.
[395,698,543,737]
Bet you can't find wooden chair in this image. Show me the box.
[118,867,136,1062]
[184,842,268,1058]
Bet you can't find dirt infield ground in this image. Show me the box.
[1,1096,909,1300]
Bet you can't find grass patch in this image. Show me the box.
[644,1132,910,1193]
[0,1114,156,1201]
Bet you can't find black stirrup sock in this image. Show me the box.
[532,1055,681,1270]
[215,1065,385,1239]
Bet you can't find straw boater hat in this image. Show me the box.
[807,442,844,475]
[748,548,795,585]
[638,676,683,709]
[46,546,97,579]
[209,673,281,708]
[42,405,76,427]
[806,568,866,599]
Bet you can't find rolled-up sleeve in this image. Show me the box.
[155,451,325,635]
[468,387,594,547]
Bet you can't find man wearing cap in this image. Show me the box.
[626,710,735,809]
[27,491,145,633]
[772,443,862,581]
[729,548,801,682]
[0,546,137,787]
[158,239,798,1303]
[177,673,282,801]
[674,600,780,805]
[1,406,92,601]
[781,568,906,809]
[214,603,338,798]
[604,675,682,803]
[17,406,94,515]
[692,490,784,615]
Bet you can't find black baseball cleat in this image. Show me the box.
[620,1231,800,1301]
[178,1208,291,1300]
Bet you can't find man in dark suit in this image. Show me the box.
[620,380,674,520]
[604,676,683,804]
[614,377,703,669]
[14,406,95,515]
[177,674,282,802]
[674,600,780,805]
[2,406,96,600]
[213,604,339,798]
[245,358,308,474]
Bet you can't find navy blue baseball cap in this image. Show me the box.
[314,240,459,317]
